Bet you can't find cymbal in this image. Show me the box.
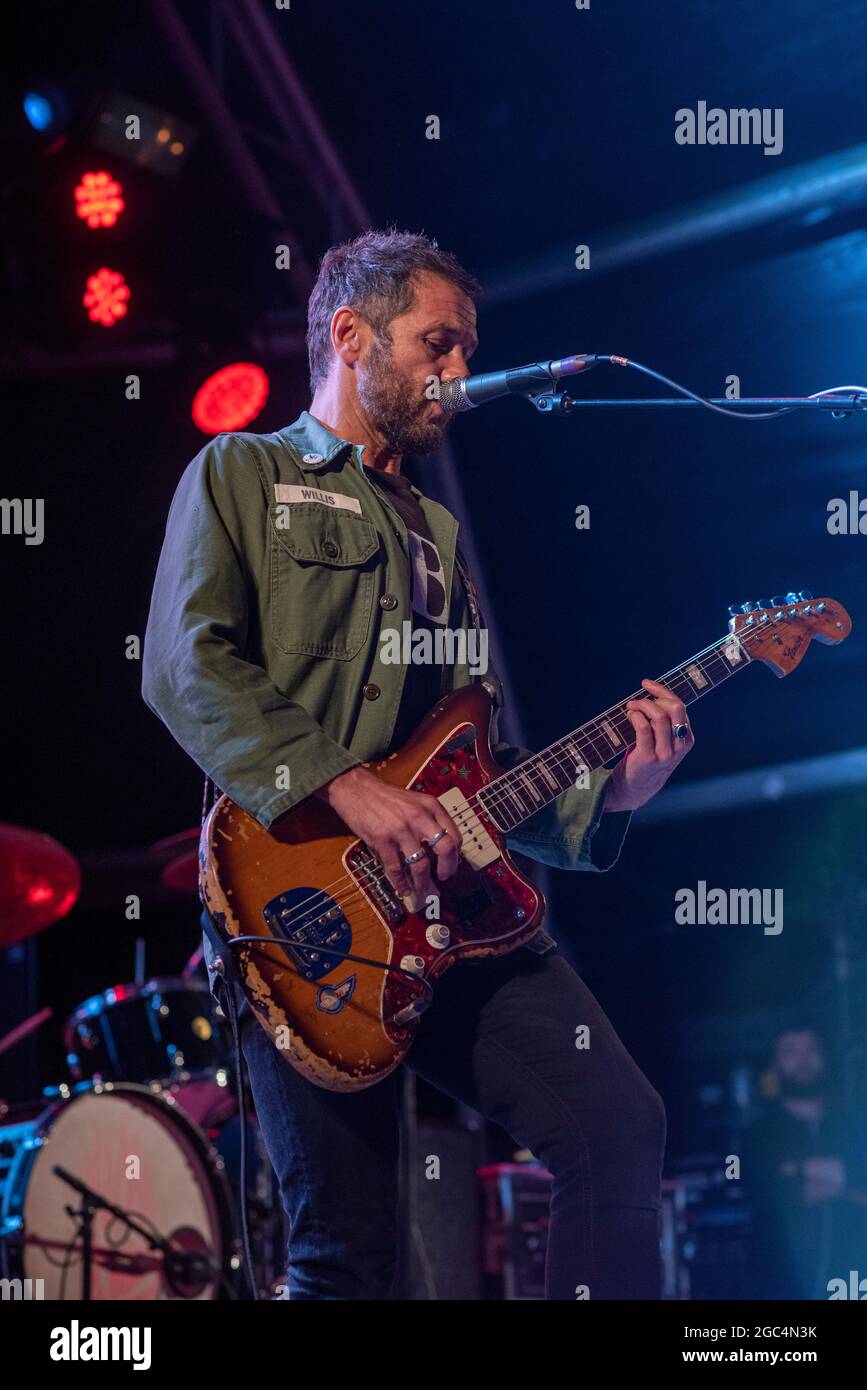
[161,848,199,895]
[148,827,200,895]
[149,827,199,863]
[0,823,81,946]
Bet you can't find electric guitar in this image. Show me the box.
[200,593,851,1092]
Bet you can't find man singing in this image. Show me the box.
[142,229,693,1299]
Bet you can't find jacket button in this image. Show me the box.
[302,452,324,464]
[363,683,381,700]
[379,593,398,610]
[321,539,338,558]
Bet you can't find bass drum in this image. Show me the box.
[0,1084,236,1300]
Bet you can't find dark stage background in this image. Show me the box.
[2,0,867,1287]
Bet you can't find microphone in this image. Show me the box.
[437,354,608,413]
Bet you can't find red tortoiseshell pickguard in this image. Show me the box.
[353,721,542,1041]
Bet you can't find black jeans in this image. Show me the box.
[238,943,666,1300]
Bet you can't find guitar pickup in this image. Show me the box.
[437,788,501,869]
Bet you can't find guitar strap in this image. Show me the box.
[456,547,556,956]
[454,543,482,635]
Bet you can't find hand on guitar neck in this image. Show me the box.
[318,674,696,907]
[602,678,695,812]
[314,766,463,913]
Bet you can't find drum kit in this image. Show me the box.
[0,822,287,1300]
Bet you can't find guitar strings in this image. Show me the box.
[222,624,772,950]
[252,627,757,941]
[299,604,828,936]
[233,629,756,946]
[479,628,752,820]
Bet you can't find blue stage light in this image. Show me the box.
[23,91,54,132]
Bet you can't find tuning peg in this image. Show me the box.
[756,600,772,611]
[798,589,813,601]
[741,601,758,612]
[727,604,741,617]
[785,592,800,604]
[771,595,786,607]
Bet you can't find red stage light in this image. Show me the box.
[74,169,125,227]
[192,362,270,433]
[83,267,130,326]
[0,823,81,945]
[27,882,55,907]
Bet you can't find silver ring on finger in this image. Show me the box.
[403,846,427,865]
[424,829,448,848]
[673,722,690,741]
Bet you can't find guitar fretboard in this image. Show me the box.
[477,630,752,832]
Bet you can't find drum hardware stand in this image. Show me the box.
[134,937,146,986]
[53,1163,220,1299]
[395,1068,418,1299]
[60,1188,96,1301]
[0,1007,53,1060]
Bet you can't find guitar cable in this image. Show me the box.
[219,976,260,1302]
[223,933,437,1017]
[203,906,437,1303]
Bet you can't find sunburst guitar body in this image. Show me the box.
[200,684,541,1091]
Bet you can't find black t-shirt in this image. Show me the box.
[363,465,448,751]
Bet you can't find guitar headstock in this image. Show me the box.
[727,592,852,677]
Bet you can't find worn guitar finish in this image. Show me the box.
[201,684,541,1091]
[200,595,850,1091]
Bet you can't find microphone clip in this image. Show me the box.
[528,390,574,415]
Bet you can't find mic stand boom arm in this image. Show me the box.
[515,354,867,420]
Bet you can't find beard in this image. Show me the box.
[356,335,453,457]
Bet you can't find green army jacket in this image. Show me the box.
[142,410,631,873]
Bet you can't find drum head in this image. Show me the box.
[11,1085,233,1299]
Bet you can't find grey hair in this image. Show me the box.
[306,228,481,391]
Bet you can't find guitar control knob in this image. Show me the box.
[400,955,426,976]
[425,923,450,949]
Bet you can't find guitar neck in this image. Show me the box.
[477,629,754,833]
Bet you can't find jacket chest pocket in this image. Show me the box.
[269,504,381,659]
